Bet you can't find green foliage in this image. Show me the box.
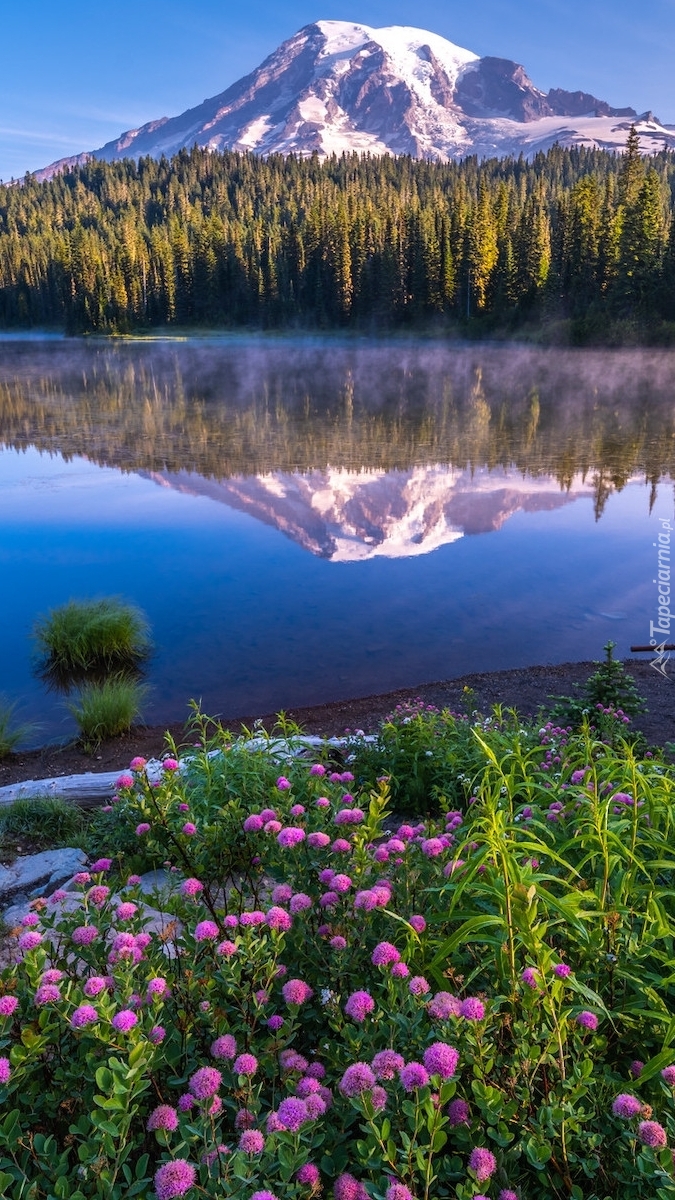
[550,641,646,731]
[3,708,675,1197]
[0,797,114,860]
[0,136,674,334]
[67,675,147,750]
[347,696,538,815]
[34,597,151,681]
[0,697,32,759]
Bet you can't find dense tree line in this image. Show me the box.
[0,130,674,334]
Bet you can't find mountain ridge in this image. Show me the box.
[33,20,675,181]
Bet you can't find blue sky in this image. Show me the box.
[2,0,674,180]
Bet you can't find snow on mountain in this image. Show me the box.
[140,464,601,563]
[34,20,675,180]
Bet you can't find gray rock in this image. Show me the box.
[1,896,30,928]
[0,848,88,903]
[136,869,176,899]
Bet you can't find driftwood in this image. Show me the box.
[0,734,376,809]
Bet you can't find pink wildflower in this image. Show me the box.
[211,1034,237,1060]
[112,1010,138,1032]
[639,1121,668,1148]
[276,776,292,790]
[90,858,112,872]
[469,1147,497,1182]
[334,1174,368,1200]
[18,931,42,951]
[266,906,292,931]
[297,1163,321,1186]
[0,996,19,1017]
[239,1129,265,1154]
[162,758,179,771]
[154,1159,196,1199]
[448,1098,470,1125]
[371,941,401,966]
[194,920,219,942]
[234,1053,258,1076]
[243,814,264,833]
[576,1010,599,1031]
[217,940,237,957]
[399,1062,430,1091]
[147,1104,179,1132]
[391,962,409,978]
[424,1042,459,1079]
[408,976,430,996]
[662,1065,675,1086]
[71,1004,99,1028]
[135,823,151,836]
[190,1066,222,1099]
[282,979,313,1005]
[130,756,146,770]
[386,1185,413,1200]
[612,1093,642,1118]
[277,1097,309,1131]
[0,1057,11,1084]
[372,1050,404,1080]
[461,997,486,1020]
[409,914,426,932]
[277,826,306,848]
[150,1026,166,1043]
[339,1062,376,1096]
[88,885,110,907]
[308,831,331,847]
[34,984,61,1005]
[428,992,461,1019]
[116,773,134,788]
[344,990,375,1022]
[181,822,197,836]
[180,878,204,898]
[290,892,312,913]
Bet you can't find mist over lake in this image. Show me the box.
[0,334,672,742]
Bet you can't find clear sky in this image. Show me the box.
[2,0,674,181]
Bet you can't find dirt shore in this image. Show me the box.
[0,658,671,790]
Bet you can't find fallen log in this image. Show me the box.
[0,733,376,808]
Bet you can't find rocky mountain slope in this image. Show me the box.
[35,20,675,179]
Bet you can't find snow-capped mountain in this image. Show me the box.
[35,20,675,179]
[141,464,600,562]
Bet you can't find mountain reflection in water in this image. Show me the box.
[0,336,673,736]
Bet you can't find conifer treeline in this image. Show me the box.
[1,131,674,332]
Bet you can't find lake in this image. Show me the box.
[1,334,673,743]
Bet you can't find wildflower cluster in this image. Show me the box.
[0,705,673,1199]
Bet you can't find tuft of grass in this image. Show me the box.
[34,597,151,682]
[0,696,34,759]
[0,796,89,853]
[67,675,148,750]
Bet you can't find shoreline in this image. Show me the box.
[0,657,672,792]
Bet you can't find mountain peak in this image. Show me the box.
[34,20,675,181]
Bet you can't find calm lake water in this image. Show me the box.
[1,335,674,743]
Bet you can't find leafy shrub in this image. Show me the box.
[34,597,151,681]
[67,675,148,749]
[2,712,675,1198]
[347,698,539,815]
[550,641,646,732]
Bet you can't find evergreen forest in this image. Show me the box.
[1,128,675,338]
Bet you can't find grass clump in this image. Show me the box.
[34,596,151,681]
[0,796,88,854]
[67,675,147,750]
[0,696,34,759]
